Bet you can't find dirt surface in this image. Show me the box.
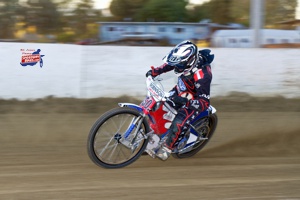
[0,94,300,200]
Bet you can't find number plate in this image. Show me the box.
[140,97,155,110]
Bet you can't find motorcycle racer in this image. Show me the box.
[145,40,214,160]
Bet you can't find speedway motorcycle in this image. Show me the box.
[87,76,218,169]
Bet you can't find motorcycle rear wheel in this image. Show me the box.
[172,113,218,159]
[87,107,150,168]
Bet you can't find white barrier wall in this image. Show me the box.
[0,42,299,100]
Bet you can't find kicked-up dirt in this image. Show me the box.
[0,93,299,200]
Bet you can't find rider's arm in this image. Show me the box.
[150,63,175,77]
[189,65,212,111]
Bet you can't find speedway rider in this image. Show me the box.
[145,40,214,160]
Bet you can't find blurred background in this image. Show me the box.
[1,0,299,100]
[1,2,300,199]
[0,0,299,47]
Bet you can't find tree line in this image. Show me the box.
[0,0,101,42]
[0,0,297,42]
[109,0,297,27]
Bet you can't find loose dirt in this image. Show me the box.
[0,94,299,199]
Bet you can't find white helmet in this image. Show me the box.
[164,40,198,74]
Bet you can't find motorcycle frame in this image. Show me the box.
[118,76,217,151]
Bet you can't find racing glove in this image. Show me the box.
[171,96,188,106]
[145,66,160,77]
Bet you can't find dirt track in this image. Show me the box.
[0,95,299,200]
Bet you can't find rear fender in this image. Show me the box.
[209,105,217,114]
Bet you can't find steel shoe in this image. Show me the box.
[155,146,172,161]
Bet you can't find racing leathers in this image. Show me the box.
[150,61,212,150]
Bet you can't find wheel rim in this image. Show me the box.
[93,113,145,165]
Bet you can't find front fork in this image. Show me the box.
[119,114,152,152]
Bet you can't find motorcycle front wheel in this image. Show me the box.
[87,107,150,169]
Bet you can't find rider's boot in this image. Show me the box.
[156,146,172,161]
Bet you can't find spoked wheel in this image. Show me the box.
[172,113,218,159]
[87,107,150,169]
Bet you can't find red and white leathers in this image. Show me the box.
[151,62,212,150]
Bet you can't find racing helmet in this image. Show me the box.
[164,40,198,73]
